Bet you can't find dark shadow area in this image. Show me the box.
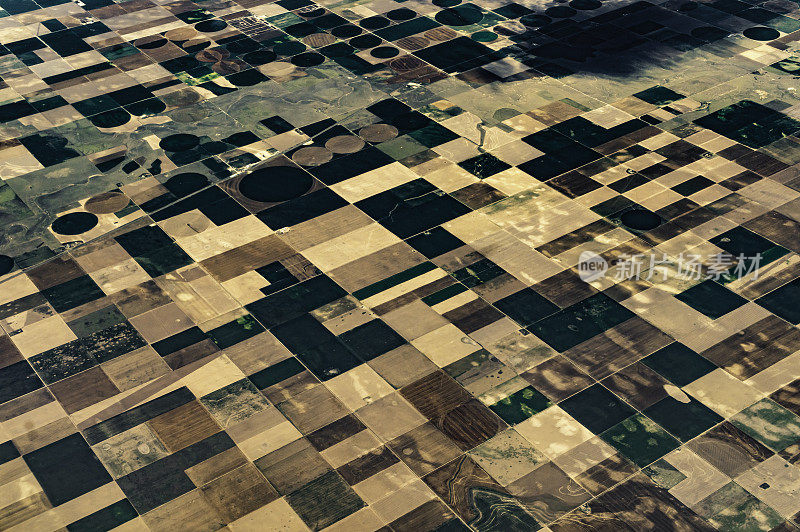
[463,0,792,78]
